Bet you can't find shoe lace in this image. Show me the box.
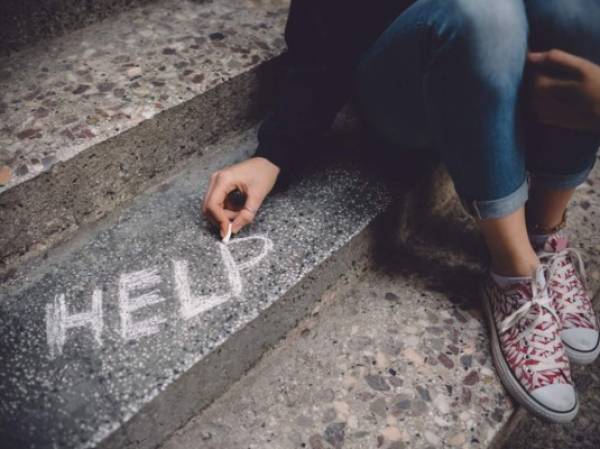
[540,247,588,315]
[497,266,563,373]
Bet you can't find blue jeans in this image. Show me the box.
[354,0,600,219]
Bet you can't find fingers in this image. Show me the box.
[203,204,236,226]
[223,210,238,221]
[204,209,240,233]
[204,171,237,239]
[528,73,576,120]
[531,73,577,94]
[528,49,591,80]
[528,73,584,129]
[231,194,263,234]
[202,157,279,238]
[231,209,255,234]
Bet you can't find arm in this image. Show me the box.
[527,49,600,133]
[203,0,354,238]
[254,0,354,179]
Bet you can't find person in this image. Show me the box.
[202,0,600,422]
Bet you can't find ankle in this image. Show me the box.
[490,251,540,277]
[526,208,568,236]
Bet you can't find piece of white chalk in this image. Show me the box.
[222,222,232,243]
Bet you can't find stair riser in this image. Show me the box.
[0,57,284,273]
[0,0,156,55]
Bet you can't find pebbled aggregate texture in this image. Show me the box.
[0,0,155,54]
[0,129,391,449]
[0,0,289,193]
[160,159,600,449]
[161,267,514,449]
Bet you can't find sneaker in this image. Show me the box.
[482,266,578,422]
[533,233,600,365]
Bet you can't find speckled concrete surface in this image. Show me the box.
[0,0,290,272]
[159,159,600,449]
[0,0,155,54]
[0,128,390,449]
[161,266,514,449]
[0,0,289,193]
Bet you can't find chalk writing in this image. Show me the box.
[174,236,273,320]
[45,289,103,359]
[45,235,274,358]
[119,267,167,341]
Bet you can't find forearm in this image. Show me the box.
[253,0,353,176]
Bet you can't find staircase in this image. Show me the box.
[1,1,599,449]
[0,0,289,271]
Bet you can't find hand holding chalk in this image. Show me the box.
[201,157,280,240]
[221,189,245,242]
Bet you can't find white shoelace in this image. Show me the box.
[540,247,588,316]
[539,248,587,314]
[497,266,563,373]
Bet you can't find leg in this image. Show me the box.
[526,180,573,232]
[523,0,600,366]
[524,0,600,231]
[478,209,538,276]
[355,1,578,420]
[354,0,534,275]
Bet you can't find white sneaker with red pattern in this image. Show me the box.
[482,266,578,422]
[533,233,600,365]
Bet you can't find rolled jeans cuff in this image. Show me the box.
[459,177,529,220]
[529,163,595,191]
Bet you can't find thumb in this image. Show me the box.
[220,219,232,240]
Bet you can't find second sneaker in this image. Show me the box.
[533,232,600,365]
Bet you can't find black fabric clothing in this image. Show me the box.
[253,0,416,186]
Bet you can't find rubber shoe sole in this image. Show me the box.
[563,334,600,365]
[482,285,579,423]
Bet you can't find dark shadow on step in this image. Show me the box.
[368,187,488,309]
[0,0,157,55]
[271,103,489,309]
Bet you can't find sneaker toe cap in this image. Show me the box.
[562,328,600,352]
[531,383,577,413]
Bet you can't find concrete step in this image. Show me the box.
[0,0,156,55]
[0,0,290,271]
[161,265,514,449]
[495,351,600,449]
[0,124,396,449]
[158,163,600,449]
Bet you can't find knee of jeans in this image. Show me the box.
[527,0,600,60]
[433,0,528,79]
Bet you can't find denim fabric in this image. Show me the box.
[353,0,600,220]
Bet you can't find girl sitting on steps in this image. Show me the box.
[201,0,600,422]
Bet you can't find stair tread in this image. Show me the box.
[162,261,515,449]
[0,126,390,449]
[0,0,289,193]
[160,164,600,449]
[1,0,156,53]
